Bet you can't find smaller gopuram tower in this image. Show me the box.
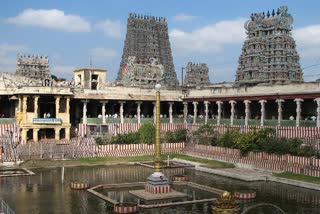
[16,54,51,79]
[184,62,210,87]
[236,6,303,83]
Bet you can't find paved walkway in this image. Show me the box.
[173,158,320,191]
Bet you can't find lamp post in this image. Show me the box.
[154,83,161,172]
[145,84,171,194]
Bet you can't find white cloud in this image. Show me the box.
[51,65,76,80]
[169,18,246,56]
[0,43,27,56]
[293,24,320,58]
[89,48,118,62]
[0,43,28,73]
[173,13,197,22]
[96,19,123,39]
[6,8,91,32]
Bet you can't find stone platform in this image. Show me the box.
[129,189,187,201]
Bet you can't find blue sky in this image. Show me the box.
[1,0,320,83]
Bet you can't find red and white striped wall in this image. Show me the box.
[145,183,171,194]
[78,123,320,139]
[0,124,20,143]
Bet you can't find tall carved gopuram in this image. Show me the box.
[236,6,303,84]
[117,13,178,88]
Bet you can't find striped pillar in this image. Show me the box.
[276,99,285,126]
[259,100,267,126]
[244,100,251,126]
[216,101,223,125]
[315,98,320,127]
[204,101,210,124]
[229,100,236,125]
[192,101,198,124]
[294,98,303,127]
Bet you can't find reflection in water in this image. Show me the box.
[0,165,319,213]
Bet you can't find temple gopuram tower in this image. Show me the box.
[184,62,210,87]
[16,54,51,79]
[236,6,303,84]
[117,13,178,88]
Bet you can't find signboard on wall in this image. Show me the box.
[33,118,62,124]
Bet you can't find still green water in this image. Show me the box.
[0,165,319,213]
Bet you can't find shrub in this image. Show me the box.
[217,129,240,148]
[165,129,187,143]
[193,124,218,145]
[138,123,155,144]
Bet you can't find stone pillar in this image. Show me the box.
[33,128,39,142]
[21,128,28,143]
[65,127,70,140]
[153,102,156,123]
[22,96,27,114]
[276,99,285,126]
[168,102,174,124]
[136,101,142,124]
[183,102,188,124]
[100,101,108,124]
[34,96,39,118]
[192,102,198,124]
[55,96,61,117]
[18,96,23,112]
[229,100,236,125]
[294,98,303,127]
[315,98,320,127]
[244,100,251,126]
[81,100,88,124]
[55,128,61,140]
[259,100,267,126]
[119,101,125,124]
[66,97,70,114]
[216,101,223,125]
[204,101,210,124]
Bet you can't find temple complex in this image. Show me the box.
[16,54,51,80]
[236,6,303,84]
[0,7,319,143]
[184,62,210,87]
[117,13,178,88]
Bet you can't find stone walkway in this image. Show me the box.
[173,158,320,191]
